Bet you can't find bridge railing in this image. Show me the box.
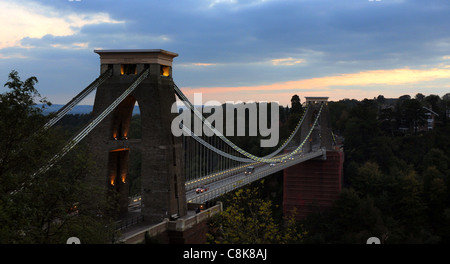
[115,215,145,231]
[185,161,265,191]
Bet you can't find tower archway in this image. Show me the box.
[88,49,187,223]
[110,95,136,140]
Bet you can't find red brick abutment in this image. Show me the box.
[283,150,344,220]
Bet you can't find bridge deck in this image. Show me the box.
[186,148,325,204]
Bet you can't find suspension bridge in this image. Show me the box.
[24,50,342,238]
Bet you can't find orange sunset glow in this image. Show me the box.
[180,66,450,105]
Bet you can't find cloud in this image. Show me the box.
[208,0,271,9]
[191,63,218,67]
[271,57,305,66]
[208,0,237,8]
[2,0,450,106]
[0,53,27,59]
[51,42,89,50]
[179,66,450,104]
[0,0,123,49]
[303,68,450,87]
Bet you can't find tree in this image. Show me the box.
[207,181,306,244]
[350,161,384,197]
[422,148,449,174]
[0,71,54,194]
[376,95,386,105]
[396,170,427,235]
[303,188,388,244]
[0,71,114,243]
[415,93,425,102]
[343,99,380,163]
[443,93,450,102]
[290,94,302,114]
[304,93,450,243]
[400,98,426,134]
[286,95,304,131]
[425,94,441,113]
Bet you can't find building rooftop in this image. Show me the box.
[305,97,329,103]
[94,49,178,66]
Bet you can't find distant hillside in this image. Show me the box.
[38,104,199,115]
[39,104,141,115]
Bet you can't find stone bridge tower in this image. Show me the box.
[303,97,333,151]
[88,49,187,223]
[284,96,343,220]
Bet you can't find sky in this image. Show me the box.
[1,0,450,106]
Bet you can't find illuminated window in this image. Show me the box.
[160,66,170,77]
[121,64,137,75]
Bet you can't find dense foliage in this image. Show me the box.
[203,93,450,244]
[207,179,306,244]
[304,93,450,243]
[0,71,115,244]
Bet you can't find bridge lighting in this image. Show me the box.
[121,172,127,183]
[161,66,170,76]
[121,64,137,75]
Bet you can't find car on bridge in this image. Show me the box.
[244,166,255,175]
[196,186,208,194]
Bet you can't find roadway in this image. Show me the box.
[120,146,325,231]
[125,146,325,207]
[186,147,325,204]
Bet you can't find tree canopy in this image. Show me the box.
[305,93,450,243]
[0,71,115,244]
[207,180,306,244]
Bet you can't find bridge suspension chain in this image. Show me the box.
[181,123,253,163]
[195,102,324,165]
[13,69,150,194]
[261,104,310,159]
[43,68,113,130]
[283,102,324,157]
[185,102,325,193]
[41,68,149,174]
[179,101,315,187]
[173,82,322,163]
[6,69,114,167]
